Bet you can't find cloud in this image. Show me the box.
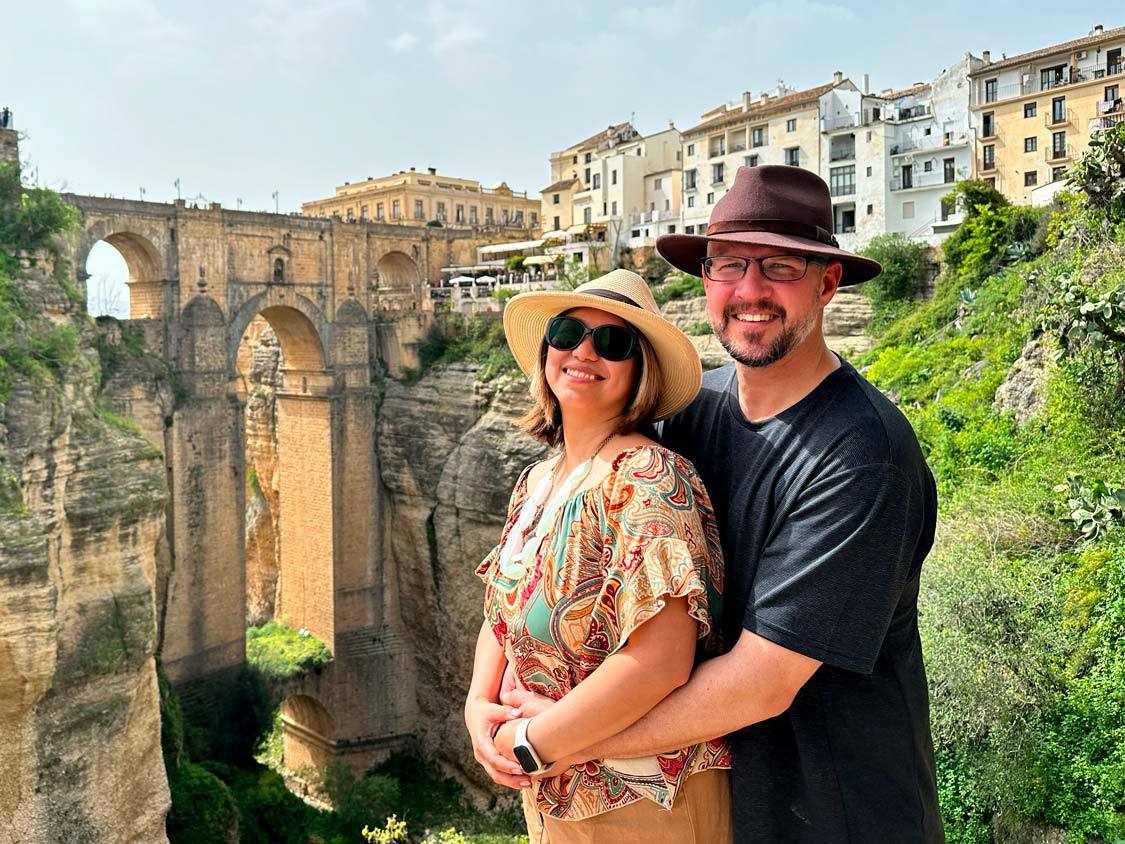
[432,25,485,52]
[424,2,486,52]
[389,31,418,52]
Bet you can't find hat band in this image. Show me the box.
[706,218,840,248]
[582,288,643,309]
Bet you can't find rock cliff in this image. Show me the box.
[0,251,170,842]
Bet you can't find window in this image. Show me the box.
[982,144,995,169]
[784,147,800,166]
[984,78,998,103]
[1052,166,1067,182]
[360,204,368,221]
[414,199,424,220]
[866,166,872,177]
[436,201,446,221]
[636,148,642,156]
[1024,171,1038,187]
[752,126,765,147]
[686,143,695,156]
[1106,85,1120,103]
[455,204,464,223]
[944,158,956,184]
[866,130,872,142]
[654,177,663,190]
[668,225,676,233]
[1051,96,1066,124]
[346,207,354,221]
[685,225,695,234]
[684,169,697,190]
[900,164,913,189]
[665,198,671,210]
[1041,65,1066,91]
[1052,130,1067,159]
[745,155,759,167]
[687,196,695,208]
[602,203,607,215]
[584,152,592,163]
[612,169,617,185]
[273,258,284,282]
[923,160,933,172]
[1024,136,1037,153]
[392,199,401,219]
[1024,102,1037,118]
[710,135,725,156]
[829,165,855,197]
[611,201,617,215]
[941,196,955,220]
[982,112,995,137]
[866,204,874,215]
[585,167,591,183]
[583,207,592,224]
[786,118,797,132]
[924,127,932,136]
[706,192,715,204]
[553,215,560,230]
[631,229,641,238]
[592,173,601,189]
[376,202,384,220]
[985,177,996,188]
[469,206,478,225]
[572,155,578,164]
[553,193,560,205]
[712,162,725,183]
[650,202,655,211]
[902,200,915,219]
[485,207,494,224]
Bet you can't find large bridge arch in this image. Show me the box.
[77,219,172,320]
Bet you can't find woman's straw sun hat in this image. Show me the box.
[502,268,703,421]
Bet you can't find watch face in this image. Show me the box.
[513,745,539,774]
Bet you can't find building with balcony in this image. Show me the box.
[680,78,840,234]
[542,121,681,264]
[969,23,1125,204]
[302,167,539,231]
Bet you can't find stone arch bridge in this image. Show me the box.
[63,194,519,771]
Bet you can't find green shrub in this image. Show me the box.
[321,762,401,842]
[640,253,674,282]
[0,162,80,250]
[246,620,332,680]
[651,273,704,306]
[858,233,931,325]
[415,316,517,381]
[167,762,240,844]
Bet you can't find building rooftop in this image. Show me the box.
[969,23,1125,76]
[554,122,640,156]
[541,177,581,194]
[684,82,839,137]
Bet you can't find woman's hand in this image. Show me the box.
[501,686,557,719]
[465,696,530,789]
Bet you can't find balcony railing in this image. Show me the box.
[891,171,957,191]
[829,146,856,162]
[1090,110,1125,131]
[891,134,971,156]
[1040,71,1079,91]
[980,62,1124,104]
[628,209,677,225]
[821,113,862,132]
[1046,144,1073,163]
[709,146,725,158]
[1093,61,1125,79]
[886,105,932,123]
[829,184,856,197]
[1045,107,1073,128]
[979,158,997,173]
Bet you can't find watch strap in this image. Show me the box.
[514,718,550,775]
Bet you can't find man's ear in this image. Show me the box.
[820,260,843,301]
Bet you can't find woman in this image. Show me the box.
[464,270,731,844]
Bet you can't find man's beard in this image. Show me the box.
[712,299,820,368]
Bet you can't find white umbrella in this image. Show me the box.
[449,275,475,285]
[476,275,498,284]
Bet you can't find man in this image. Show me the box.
[496,165,943,843]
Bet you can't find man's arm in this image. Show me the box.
[559,628,819,761]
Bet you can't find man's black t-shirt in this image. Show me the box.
[661,360,943,844]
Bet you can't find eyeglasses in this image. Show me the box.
[702,255,824,283]
[545,315,639,361]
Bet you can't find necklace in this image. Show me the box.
[497,431,617,580]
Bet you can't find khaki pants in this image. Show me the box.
[523,768,732,844]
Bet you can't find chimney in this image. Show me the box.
[832,70,843,85]
[982,50,991,64]
[742,91,753,111]
[1092,23,1104,36]
[863,73,870,94]
[409,166,416,171]
[428,166,437,175]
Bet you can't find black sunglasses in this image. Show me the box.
[545,315,639,361]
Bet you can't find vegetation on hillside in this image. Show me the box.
[407,315,517,382]
[246,620,333,680]
[858,125,1125,843]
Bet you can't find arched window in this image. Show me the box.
[273,258,285,283]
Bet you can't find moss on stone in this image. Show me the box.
[246,620,332,680]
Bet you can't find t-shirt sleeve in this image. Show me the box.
[475,462,536,583]
[588,448,724,661]
[744,463,922,674]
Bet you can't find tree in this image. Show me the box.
[1066,122,1125,220]
[858,233,930,312]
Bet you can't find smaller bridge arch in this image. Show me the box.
[83,230,167,319]
[228,290,332,381]
[280,694,336,773]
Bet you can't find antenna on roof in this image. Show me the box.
[630,111,635,125]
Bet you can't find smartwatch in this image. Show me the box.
[513,718,551,775]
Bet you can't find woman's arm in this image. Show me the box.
[496,597,697,766]
[464,620,530,787]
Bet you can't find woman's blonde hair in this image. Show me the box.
[517,325,663,447]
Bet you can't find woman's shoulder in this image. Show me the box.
[604,441,705,492]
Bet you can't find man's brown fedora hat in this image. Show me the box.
[657,165,882,286]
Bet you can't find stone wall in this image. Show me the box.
[0,250,169,842]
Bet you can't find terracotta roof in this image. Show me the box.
[557,122,638,154]
[882,82,931,101]
[541,177,581,193]
[683,83,838,137]
[970,25,1125,76]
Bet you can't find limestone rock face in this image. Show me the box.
[994,338,1052,425]
[378,365,545,793]
[0,257,170,842]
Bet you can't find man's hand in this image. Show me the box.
[500,686,556,719]
[464,697,529,789]
[494,718,518,762]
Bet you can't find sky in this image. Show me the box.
[2,0,1121,314]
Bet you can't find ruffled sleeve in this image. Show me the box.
[584,446,724,664]
[475,462,537,583]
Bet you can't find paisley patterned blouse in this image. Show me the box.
[477,445,730,821]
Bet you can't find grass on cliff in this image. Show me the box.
[246,620,333,680]
[407,315,517,383]
[856,180,1125,842]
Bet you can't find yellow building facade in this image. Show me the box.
[970,24,1125,204]
[303,167,540,232]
